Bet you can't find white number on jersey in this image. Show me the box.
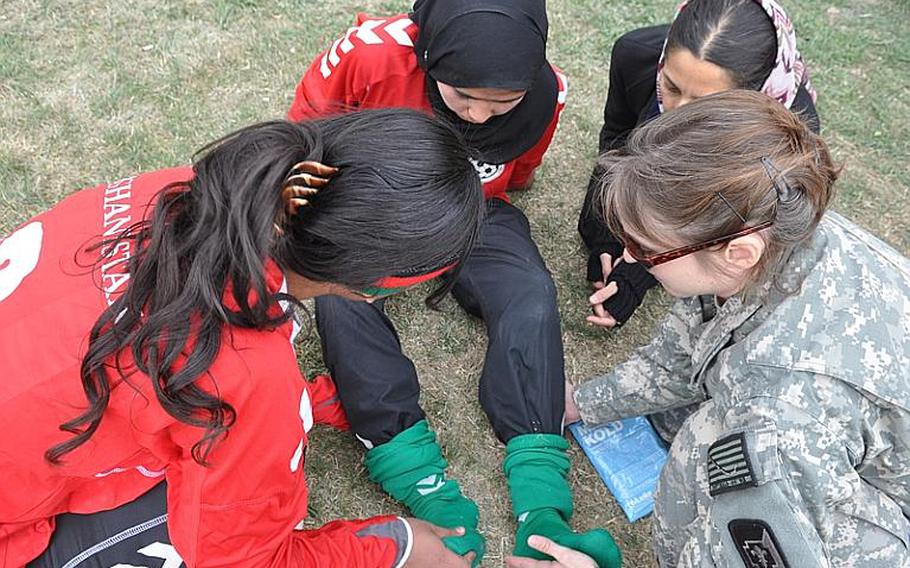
[290,388,314,473]
[0,222,43,303]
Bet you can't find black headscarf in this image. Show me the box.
[411,0,558,165]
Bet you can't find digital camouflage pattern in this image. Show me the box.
[574,212,910,567]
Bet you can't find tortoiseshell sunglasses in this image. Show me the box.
[620,218,773,269]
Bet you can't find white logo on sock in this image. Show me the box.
[416,473,446,496]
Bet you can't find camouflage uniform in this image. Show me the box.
[574,212,910,567]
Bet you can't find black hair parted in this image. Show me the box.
[46,109,484,465]
[667,0,777,90]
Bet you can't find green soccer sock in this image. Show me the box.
[504,433,622,568]
[365,420,484,566]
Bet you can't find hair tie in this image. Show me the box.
[281,160,339,216]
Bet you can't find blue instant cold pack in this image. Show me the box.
[569,416,668,522]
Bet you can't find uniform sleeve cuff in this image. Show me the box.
[573,378,620,425]
[394,517,414,568]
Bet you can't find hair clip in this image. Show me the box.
[281,160,339,216]
[811,138,822,167]
[714,191,747,223]
[760,157,800,205]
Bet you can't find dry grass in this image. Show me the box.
[1,0,907,566]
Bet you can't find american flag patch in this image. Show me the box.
[708,433,758,496]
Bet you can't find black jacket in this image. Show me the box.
[578,24,820,325]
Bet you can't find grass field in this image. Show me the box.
[2,0,908,565]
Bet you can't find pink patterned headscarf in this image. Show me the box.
[656,0,817,112]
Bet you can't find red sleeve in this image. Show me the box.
[288,14,427,122]
[308,373,351,431]
[282,516,412,568]
[507,67,568,190]
[159,329,404,568]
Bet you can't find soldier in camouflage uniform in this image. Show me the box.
[568,91,910,568]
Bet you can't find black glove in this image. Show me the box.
[599,260,658,325]
[586,246,621,283]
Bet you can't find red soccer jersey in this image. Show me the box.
[288,13,568,201]
[0,169,405,567]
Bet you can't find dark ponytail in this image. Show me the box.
[47,109,483,465]
[666,0,777,90]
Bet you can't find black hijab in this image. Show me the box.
[411,0,558,165]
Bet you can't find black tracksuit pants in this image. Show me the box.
[316,199,565,446]
[27,482,182,568]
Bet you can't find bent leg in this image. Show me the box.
[315,296,424,447]
[451,199,565,442]
[457,202,618,565]
[316,296,483,564]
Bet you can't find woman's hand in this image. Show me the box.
[404,519,475,568]
[565,381,581,425]
[587,253,621,328]
[505,536,598,568]
[590,252,611,290]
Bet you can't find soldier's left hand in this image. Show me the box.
[505,536,597,568]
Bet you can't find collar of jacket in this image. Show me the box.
[685,232,826,385]
[688,293,763,385]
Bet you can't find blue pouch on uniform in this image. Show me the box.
[569,417,668,522]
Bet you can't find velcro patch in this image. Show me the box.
[728,519,790,568]
[707,433,758,496]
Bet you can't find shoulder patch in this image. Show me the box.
[707,432,758,496]
[728,519,790,568]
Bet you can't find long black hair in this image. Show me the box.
[666,0,777,90]
[47,109,484,465]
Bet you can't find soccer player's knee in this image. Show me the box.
[521,267,558,302]
[315,294,378,333]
